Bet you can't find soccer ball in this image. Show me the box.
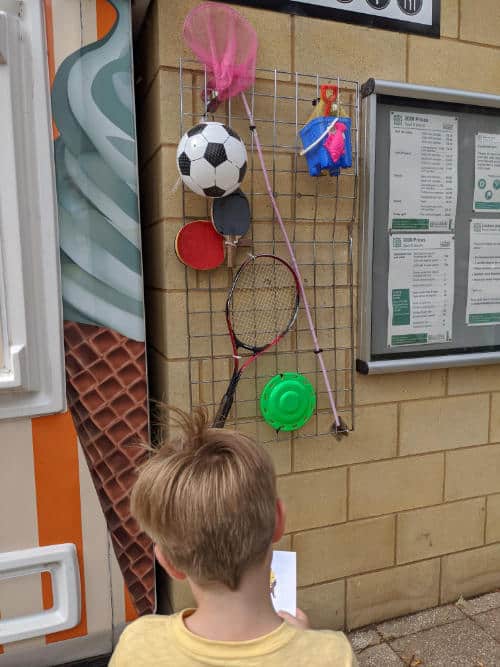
[176,122,248,198]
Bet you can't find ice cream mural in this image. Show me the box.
[50,0,155,615]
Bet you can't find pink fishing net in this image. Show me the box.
[183,3,258,102]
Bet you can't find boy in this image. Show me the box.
[110,407,357,666]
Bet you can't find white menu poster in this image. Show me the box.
[466,220,500,326]
[474,134,500,212]
[389,112,458,232]
[388,234,454,347]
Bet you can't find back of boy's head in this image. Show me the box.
[131,407,277,591]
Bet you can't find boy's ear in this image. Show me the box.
[272,498,286,544]
[154,544,187,581]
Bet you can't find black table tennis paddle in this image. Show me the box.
[211,189,251,267]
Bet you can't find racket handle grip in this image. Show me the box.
[212,374,239,428]
[212,394,234,428]
[226,238,235,268]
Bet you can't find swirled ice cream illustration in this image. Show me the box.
[52,0,155,616]
[52,0,143,341]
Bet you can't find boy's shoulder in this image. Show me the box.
[121,614,169,631]
[117,613,174,642]
[290,628,357,664]
[109,614,176,665]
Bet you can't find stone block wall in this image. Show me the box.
[135,0,500,630]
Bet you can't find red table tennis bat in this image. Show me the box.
[175,220,225,270]
[211,189,251,268]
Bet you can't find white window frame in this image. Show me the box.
[0,2,65,418]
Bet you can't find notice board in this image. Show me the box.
[358,79,500,373]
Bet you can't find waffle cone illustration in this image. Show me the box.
[64,321,155,615]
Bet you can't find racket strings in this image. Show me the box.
[230,258,298,349]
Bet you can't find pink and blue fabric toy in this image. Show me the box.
[299,116,352,177]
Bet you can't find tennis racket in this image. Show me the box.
[175,220,225,270]
[211,189,251,268]
[213,254,300,428]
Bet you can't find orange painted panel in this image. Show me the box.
[32,412,88,642]
[42,0,59,139]
[96,0,117,40]
[41,571,54,609]
[42,0,55,86]
[124,585,139,623]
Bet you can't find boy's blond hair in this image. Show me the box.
[131,407,277,590]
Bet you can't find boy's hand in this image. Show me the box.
[278,608,310,630]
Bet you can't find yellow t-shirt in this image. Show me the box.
[109,610,358,666]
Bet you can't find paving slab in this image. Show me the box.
[357,643,404,666]
[457,592,500,616]
[377,604,465,640]
[348,628,381,652]
[391,618,500,667]
[473,608,500,643]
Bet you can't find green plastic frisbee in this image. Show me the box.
[260,372,316,432]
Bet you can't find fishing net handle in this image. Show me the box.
[240,92,342,431]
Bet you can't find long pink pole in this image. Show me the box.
[241,91,344,432]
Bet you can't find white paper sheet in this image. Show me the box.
[466,219,500,326]
[389,112,458,232]
[388,234,454,347]
[474,134,500,212]
[270,551,296,616]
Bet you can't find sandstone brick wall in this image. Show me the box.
[135,0,500,630]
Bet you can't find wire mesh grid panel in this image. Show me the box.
[179,60,358,442]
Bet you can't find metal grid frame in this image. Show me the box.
[179,60,358,442]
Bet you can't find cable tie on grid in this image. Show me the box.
[314,349,323,354]
[249,124,256,131]
[224,239,238,247]
[233,354,243,360]
[170,176,182,194]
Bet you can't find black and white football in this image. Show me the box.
[176,122,248,198]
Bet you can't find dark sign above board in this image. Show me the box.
[224,0,441,37]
